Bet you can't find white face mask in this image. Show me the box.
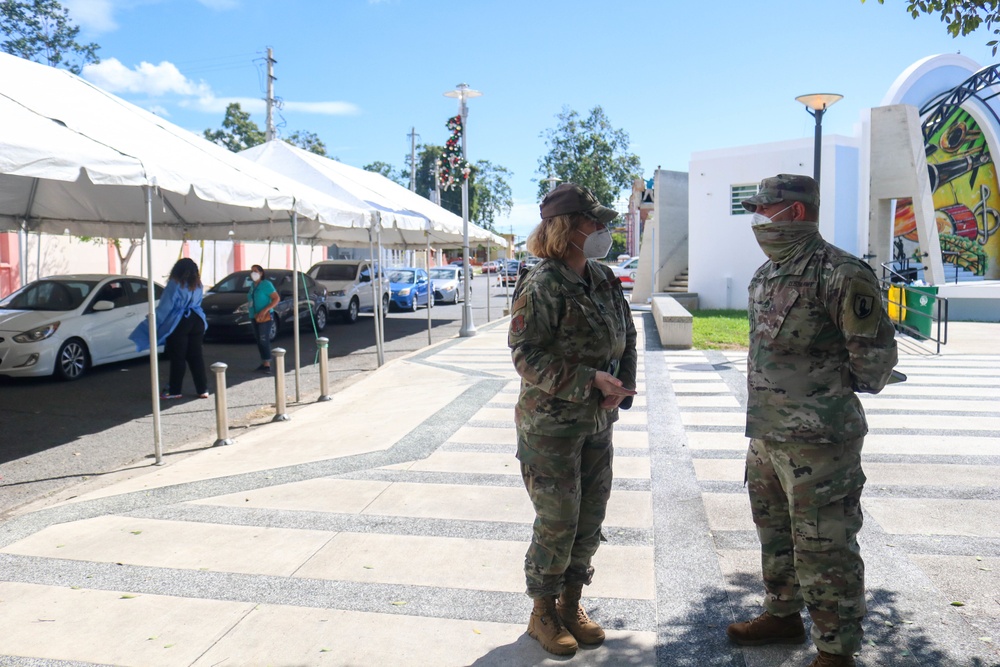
[750,204,793,227]
[250,271,261,282]
[576,227,613,259]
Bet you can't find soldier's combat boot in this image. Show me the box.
[527,596,578,656]
[808,650,857,667]
[557,583,605,645]
[726,610,806,646]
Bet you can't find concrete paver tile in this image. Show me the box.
[864,498,1000,537]
[393,451,650,479]
[0,581,252,667]
[192,478,392,513]
[295,533,654,599]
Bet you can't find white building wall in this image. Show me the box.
[688,135,859,310]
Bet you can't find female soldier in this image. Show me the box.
[508,183,638,656]
[248,264,281,374]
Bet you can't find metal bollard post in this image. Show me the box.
[272,347,290,422]
[316,337,332,402]
[211,362,233,447]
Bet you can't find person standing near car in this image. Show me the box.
[508,183,637,656]
[248,264,281,374]
[727,174,897,667]
[129,257,209,399]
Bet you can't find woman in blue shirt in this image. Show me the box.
[248,264,281,374]
[129,257,209,399]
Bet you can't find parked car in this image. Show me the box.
[203,269,327,341]
[448,259,475,279]
[0,274,164,381]
[498,260,525,287]
[429,266,468,304]
[610,256,639,289]
[388,267,432,311]
[307,259,390,324]
[481,260,502,274]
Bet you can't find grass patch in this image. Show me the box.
[692,309,749,350]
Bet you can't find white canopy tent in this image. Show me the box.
[0,52,373,461]
[241,140,509,355]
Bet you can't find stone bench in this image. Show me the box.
[651,296,693,349]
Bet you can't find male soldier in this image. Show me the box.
[727,174,898,667]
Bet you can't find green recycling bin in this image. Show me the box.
[903,285,938,339]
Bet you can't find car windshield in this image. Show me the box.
[429,268,457,279]
[0,279,97,311]
[389,270,415,284]
[311,264,357,281]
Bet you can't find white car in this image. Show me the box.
[0,274,164,380]
[610,257,638,289]
[307,260,390,324]
[429,266,468,304]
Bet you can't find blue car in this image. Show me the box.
[388,267,433,311]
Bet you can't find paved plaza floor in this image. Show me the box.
[0,317,997,666]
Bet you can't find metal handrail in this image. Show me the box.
[879,273,950,354]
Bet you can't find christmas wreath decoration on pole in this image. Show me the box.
[437,115,471,191]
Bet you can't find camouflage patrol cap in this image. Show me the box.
[741,174,820,213]
[540,183,618,224]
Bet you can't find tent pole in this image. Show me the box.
[145,186,163,465]
[369,226,382,367]
[426,229,432,347]
[377,225,385,367]
[36,231,41,280]
[292,212,301,403]
[486,237,491,322]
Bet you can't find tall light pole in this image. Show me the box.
[542,175,561,193]
[795,93,843,184]
[444,83,482,337]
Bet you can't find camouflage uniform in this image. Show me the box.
[509,258,637,598]
[745,205,898,655]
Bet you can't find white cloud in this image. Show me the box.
[283,101,360,116]
[180,95,264,114]
[62,0,119,33]
[82,58,212,97]
[145,104,170,117]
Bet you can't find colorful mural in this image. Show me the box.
[893,108,1000,279]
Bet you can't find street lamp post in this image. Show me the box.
[444,83,482,337]
[542,175,561,193]
[795,93,843,184]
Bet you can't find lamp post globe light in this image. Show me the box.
[542,175,562,193]
[444,83,482,337]
[795,93,843,184]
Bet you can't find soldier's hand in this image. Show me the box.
[593,371,637,400]
[599,394,626,409]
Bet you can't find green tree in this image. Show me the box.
[469,160,513,231]
[286,130,327,156]
[536,106,642,204]
[0,0,99,74]
[863,0,1000,54]
[203,103,264,152]
[363,160,408,187]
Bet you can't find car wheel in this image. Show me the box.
[382,293,390,316]
[343,298,359,324]
[314,306,328,332]
[453,289,461,304]
[268,316,279,342]
[410,295,418,312]
[429,292,435,308]
[54,338,88,381]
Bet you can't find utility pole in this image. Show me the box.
[408,127,419,191]
[265,47,277,142]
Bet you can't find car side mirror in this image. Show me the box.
[92,300,114,311]
[360,274,371,283]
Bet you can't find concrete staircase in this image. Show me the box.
[659,268,698,310]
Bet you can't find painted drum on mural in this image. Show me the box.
[893,108,1000,278]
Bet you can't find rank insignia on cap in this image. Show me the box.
[853,294,873,319]
[511,315,526,335]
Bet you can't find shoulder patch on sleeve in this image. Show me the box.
[510,314,526,336]
[843,278,881,337]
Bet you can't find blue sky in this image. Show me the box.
[61,0,996,239]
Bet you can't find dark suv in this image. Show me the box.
[203,269,328,341]
[498,260,525,287]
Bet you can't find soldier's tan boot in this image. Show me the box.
[527,596,578,656]
[557,583,606,645]
[808,651,857,667]
[726,610,806,646]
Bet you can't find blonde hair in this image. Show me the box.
[526,214,583,260]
